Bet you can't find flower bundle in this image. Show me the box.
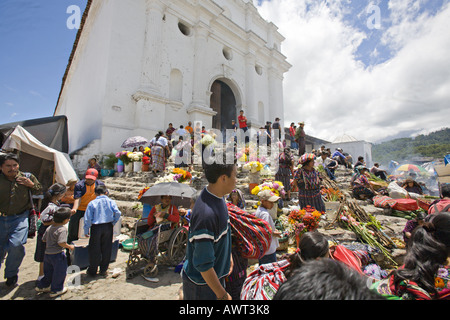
[251,180,286,197]
[243,161,264,173]
[339,209,397,266]
[143,147,151,156]
[115,151,131,165]
[137,186,150,200]
[278,206,322,245]
[128,151,143,162]
[321,187,343,202]
[172,168,192,183]
[142,156,150,165]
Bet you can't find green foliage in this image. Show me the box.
[102,153,118,169]
[373,128,450,165]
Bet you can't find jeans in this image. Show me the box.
[0,211,29,279]
[87,223,113,275]
[38,252,67,292]
[182,270,226,300]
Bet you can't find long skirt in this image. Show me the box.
[275,167,292,192]
[298,188,326,212]
[151,145,165,172]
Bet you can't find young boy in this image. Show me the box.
[254,189,282,265]
[83,185,121,277]
[182,158,236,300]
[35,207,73,297]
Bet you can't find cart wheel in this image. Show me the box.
[144,262,158,278]
[168,227,188,265]
[127,252,141,268]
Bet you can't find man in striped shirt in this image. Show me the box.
[182,158,236,300]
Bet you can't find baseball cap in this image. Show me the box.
[258,189,280,202]
[85,169,98,180]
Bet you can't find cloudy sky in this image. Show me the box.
[1,0,449,145]
[255,0,450,143]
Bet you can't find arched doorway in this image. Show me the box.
[210,80,237,132]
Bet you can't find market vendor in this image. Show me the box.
[350,166,379,201]
[402,177,423,196]
[147,195,180,229]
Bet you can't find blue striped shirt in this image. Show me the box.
[183,187,231,285]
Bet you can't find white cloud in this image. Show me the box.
[256,0,450,143]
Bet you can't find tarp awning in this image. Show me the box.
[2,125,78,185]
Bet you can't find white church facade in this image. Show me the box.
[54,0,291,156]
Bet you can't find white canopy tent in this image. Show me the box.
[2,125,78,185]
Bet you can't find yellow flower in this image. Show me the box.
[251,186,260,195]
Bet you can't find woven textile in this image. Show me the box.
[227,203,272,260]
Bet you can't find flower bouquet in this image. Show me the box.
[279,206,322,247]
[137,187,150,200]
[115,151,132,165]
[172,168,192,183]
[321,187,343,202]
[243,161,263,173]
[128,152,143,162]
[251,180,286,198]
[143,147,151,156]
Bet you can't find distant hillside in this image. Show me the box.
[372,128,450,166]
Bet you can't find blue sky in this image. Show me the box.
[0,0,87,124]
[1,0,450,144]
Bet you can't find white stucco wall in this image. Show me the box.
[55,0,291,158]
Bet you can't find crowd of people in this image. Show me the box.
[2,113,450,301]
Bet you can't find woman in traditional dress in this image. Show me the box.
[372,213,450,300]
[275,148,294,201]
[351,166,378,200]
[149,131,169,175]
[292,153,325,213]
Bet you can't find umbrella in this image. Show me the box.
[395,164,427,173]
[121,136,149,148]
[139,182,197,207]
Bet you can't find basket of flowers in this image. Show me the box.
[172,168,192,183]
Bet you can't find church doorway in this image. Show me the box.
[210,80,237,132]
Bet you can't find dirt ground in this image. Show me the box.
[0,236,182,300]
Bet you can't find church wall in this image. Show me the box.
[56,1,115,153]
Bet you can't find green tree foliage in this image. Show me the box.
[373,128,450,165]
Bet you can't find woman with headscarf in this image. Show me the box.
[226,189,246,209]
[293,153,325,213]
[275,148,294,201]
[351,166,378,200]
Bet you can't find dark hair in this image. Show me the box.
[95,184,108,195]
[274,259,384,300]
[441,183,450,198]
[358,156,364,161]
[393,213,450,296]
[0,153,19,166]
[53,207,72,223]
[204,154,235,184]
[284,231,329,278]
[41,183,67,211]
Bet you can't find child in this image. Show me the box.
[34,183,67,282]
[83,185,121,277]
[35,207,73,297]
[254,189,282,265]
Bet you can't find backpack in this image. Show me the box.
[227,203,272,260]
